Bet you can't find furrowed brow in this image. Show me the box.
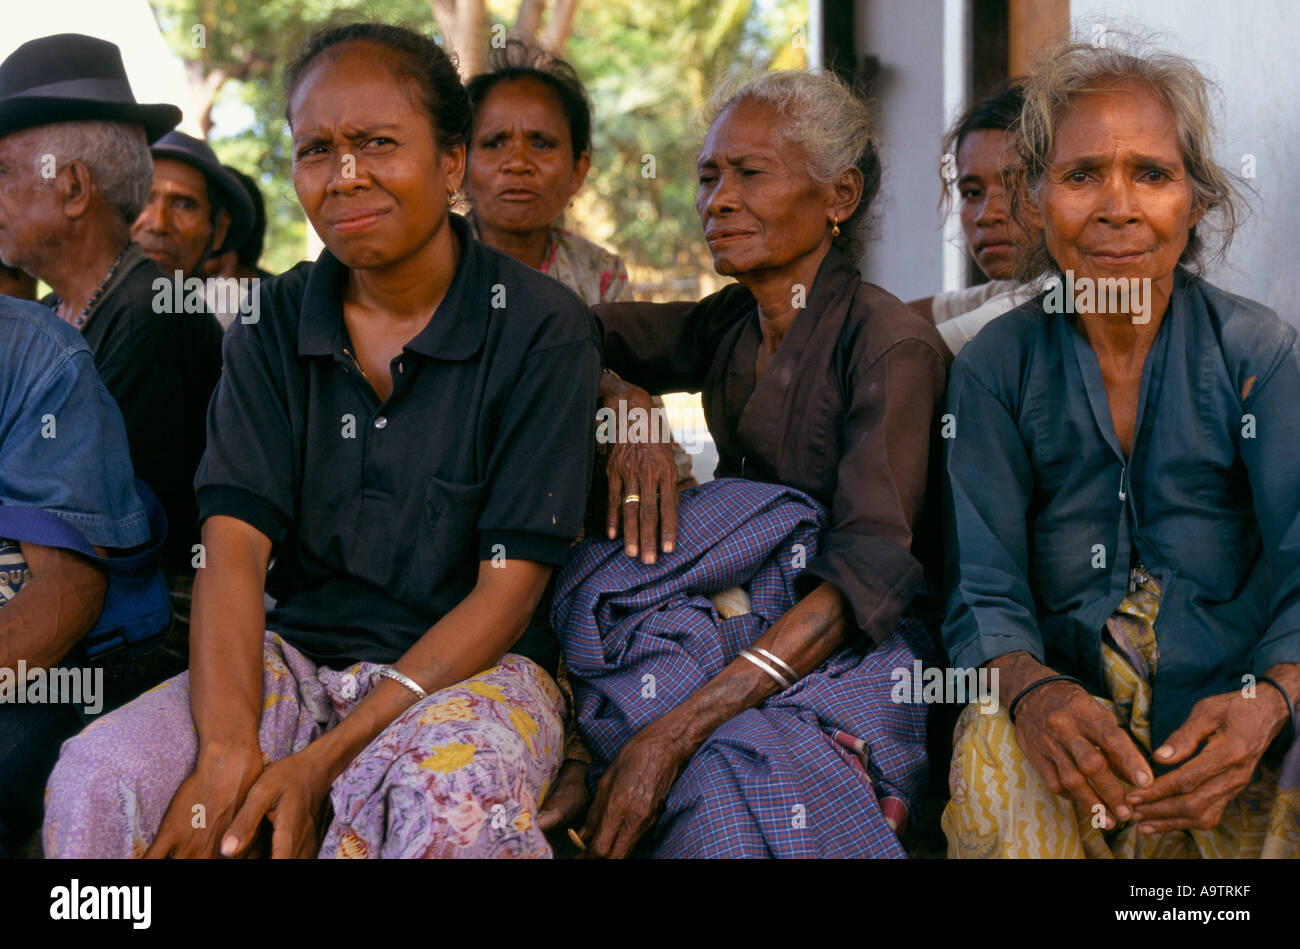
[1129,152,1180,167]
[1057,154,1107,169]
[343,123,402,139]
[292,130,329,149]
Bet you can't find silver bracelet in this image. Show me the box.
[752,647,798,683]
[370,665,428,700]
[738,648,792,691]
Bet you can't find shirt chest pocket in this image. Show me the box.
[416,475,487,591]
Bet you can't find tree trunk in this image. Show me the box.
[182,60,228,138]
[512,0,547,40]
[540,0,579,52]
[430,0,489,78]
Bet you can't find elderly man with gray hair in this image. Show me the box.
[0,34,224,626]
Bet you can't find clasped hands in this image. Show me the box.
[143,742,333,859]
[1007,663,1296,834]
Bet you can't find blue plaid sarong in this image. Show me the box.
[552,478,933,857]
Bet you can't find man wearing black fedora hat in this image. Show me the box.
[0,34,224,629]
[132,130,254,280]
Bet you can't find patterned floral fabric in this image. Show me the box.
[539,226,632,306]
[943,568,1300,858]
[463,212,631,305]
[44,631,565,858]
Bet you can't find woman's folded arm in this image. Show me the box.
[940,358,1046,671]
[306,558,554,781]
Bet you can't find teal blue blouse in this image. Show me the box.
[942,268,1300,747]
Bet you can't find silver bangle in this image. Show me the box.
[370,665,428,700]
[738,648,792,691]
[752,647,798,683]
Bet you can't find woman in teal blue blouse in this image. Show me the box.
[941,37,1300,858]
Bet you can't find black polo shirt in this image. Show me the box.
[195,213,602,672]
[52,245,225,576]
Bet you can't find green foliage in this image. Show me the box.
[565,0,807,276]
[150,0,807,279]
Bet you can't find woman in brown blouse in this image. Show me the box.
[556,71,949,857]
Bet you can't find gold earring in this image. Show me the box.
[447,191,456,208]
[831,217,840,238]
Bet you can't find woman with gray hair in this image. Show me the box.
[941,35,1300,858]
[551,70,948,857]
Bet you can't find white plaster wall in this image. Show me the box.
[854,0,968,301]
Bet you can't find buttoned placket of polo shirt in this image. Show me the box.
[338,340,416,432]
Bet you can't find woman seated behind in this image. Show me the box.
[43,23,602,859]
[463,40,629,305]
[461,41,695,836]
[942,36,1300,858]
[910,82,1041,356]
[555,70,948,858]
[461,40,694,489]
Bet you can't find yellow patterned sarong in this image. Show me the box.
[943,569,1300,858]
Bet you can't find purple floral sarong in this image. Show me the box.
[43,631,564,858]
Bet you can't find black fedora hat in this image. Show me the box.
[0,33,181,143]
[150,131,255,256]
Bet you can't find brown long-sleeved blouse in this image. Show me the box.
[595,248,949,646]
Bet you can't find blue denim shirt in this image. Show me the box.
[0,297,147,549]
[942,269,1300,747]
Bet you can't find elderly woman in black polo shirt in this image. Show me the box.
[44,23,601,859]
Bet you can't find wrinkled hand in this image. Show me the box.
[1014,680,1154,829]
[220,746,334,859]
[577,728,688,859]
[145,744,264,858]
[537,759,591,833]
[1126,686,1290,834]
[603,385,678,564]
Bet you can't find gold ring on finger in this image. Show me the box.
[623,495,642,505]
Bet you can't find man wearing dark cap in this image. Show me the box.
[0,33,224,627]
[201,165,273,330]
[132,130,253,280]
